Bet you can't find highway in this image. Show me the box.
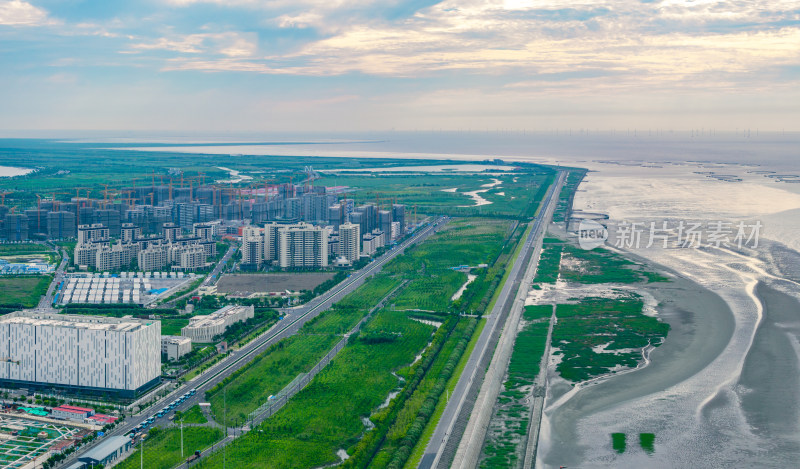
[37,246,69,311]
[419,173,564,469]
[61,217,445,468]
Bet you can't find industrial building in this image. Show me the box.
[161,336,192,361]
[181,305,254,342]
[78,436,133,466]
[0,311,161,398]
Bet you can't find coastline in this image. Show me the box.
[538,259,736,468]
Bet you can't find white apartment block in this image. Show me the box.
[180,305,254,342]
[75,223,213,272]
[77,224,109,245]
[241,222,328,269]
[339,222,361,262]
[278,223,329,268]
[241,226,264,268]
[95,242,137,272]
[161,336,192,361]
[0,311,161,397]
[263,223,281,262]
[193,223,214,242]
[371,229,386,249]
[138,244,170,271]
[74,243,99,267]
[176,245,206,270]
[362,233,376,257]
[391,221,401,241]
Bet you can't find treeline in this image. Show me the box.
[61,304,180,318]
[211,308,279,344]
[342,315,459,467]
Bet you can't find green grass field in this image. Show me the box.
[552,295,669,382]
[198,310,434,469]
[0,243,51,256]
[0,275,51,308]
[559,243,668,284]
[116,427,223,469]
[161,318,190,336]
[207,275,403,426]
[176,405,208,424]
[479,306,550,468]
[318,170,553,218]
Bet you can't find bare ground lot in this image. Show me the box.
[216,273,335,294]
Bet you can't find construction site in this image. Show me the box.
[0,167,407,248]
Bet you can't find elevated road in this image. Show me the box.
[419,173,564,469]
[60,217,446,468]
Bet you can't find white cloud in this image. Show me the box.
[0,0,51,26]
[131,32,258,57]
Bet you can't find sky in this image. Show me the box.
[0,0,798,132]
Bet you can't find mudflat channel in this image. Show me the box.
[540,273,735,468]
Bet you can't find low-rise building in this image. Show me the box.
[180,305,254,342]
[78,435,132,467]
[161,335,192,361]
[51,405,94,422]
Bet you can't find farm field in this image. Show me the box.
[0,275,51,308]
[116,427,223,469]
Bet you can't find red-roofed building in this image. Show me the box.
[50,439,76,454]
[52,405,95,422]
[88,414,117,425]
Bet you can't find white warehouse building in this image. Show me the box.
[181,305,254,343]
[0,311,161,398]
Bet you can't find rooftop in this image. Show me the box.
[184,305,252,329]
[56,405,94,413]
[79,436,131,463]
[0,311,154,332]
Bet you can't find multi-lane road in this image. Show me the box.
[62,217,445,467]
[37,245,69,311]
[419,173,564,469]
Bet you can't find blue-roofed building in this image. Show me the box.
[78,436,132,466]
